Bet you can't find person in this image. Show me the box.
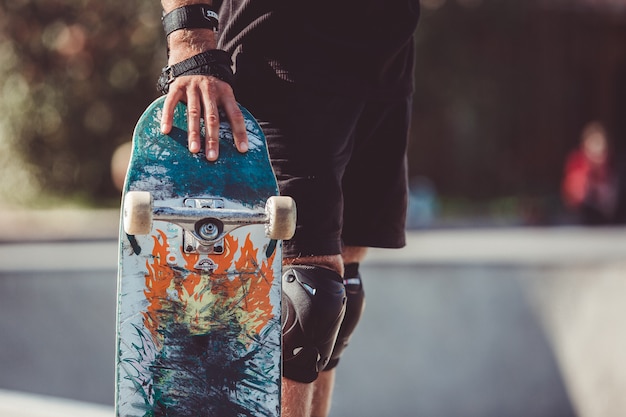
[562,121,618,225]
[159,1,420,416]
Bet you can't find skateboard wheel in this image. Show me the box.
[123,191,153,235]
[265,196,297,240]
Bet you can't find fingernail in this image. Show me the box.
[239,142,248,152]
[207,150,217,160]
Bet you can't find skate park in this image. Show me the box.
[2,1,626,416]
[0,209,624,417]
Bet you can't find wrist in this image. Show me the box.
[167,29,217,64]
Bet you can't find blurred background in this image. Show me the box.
[1,0,626,416]
[1,0,626,224]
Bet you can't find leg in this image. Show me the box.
[307,97,414,415]
[279,92,410,413]
[310,371,336,417]
[310,246,368,417]
[342,246,368,265]
[281,254,344,417]
[282,376,313,417]
[236,56,410,417]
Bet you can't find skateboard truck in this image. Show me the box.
[182,198,229,256]
[123,191,296,260]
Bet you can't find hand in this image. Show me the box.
[160,74,248,161]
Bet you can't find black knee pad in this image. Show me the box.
[325,263,366,370]
[281,265,347,383]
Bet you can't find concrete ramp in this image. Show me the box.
[0,389,110,417]
[0,214,625,417]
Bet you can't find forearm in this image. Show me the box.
[161,0,218,64]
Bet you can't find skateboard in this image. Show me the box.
[115,96,295,417]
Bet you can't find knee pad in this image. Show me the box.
[325,263,366,370]
[281,265,347,383]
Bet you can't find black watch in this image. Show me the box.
[162,4,219,36]
[157,50,234,94]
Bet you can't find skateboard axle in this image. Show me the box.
[153,206,268,243]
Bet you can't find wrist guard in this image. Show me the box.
[157,50,234,95]
[162,4,219,36]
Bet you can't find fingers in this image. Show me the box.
[221,96,248,154]
[201,83,221,161]
[161,75,248,161]
[164,77,206,155]
[186,91,202,154]
[161,88,182,135]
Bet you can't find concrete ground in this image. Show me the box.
[0,389,110,417]
[0,210,625,417]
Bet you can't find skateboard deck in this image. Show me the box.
[115,96,293,417]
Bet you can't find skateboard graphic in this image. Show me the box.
[115,96,295,417]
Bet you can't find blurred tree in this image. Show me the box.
[0,0,165,206]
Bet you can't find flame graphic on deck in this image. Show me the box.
[132,229,280,417]
[143,231,275,342]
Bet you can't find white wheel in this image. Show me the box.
[265,196,296,240]
[123,191,153,235]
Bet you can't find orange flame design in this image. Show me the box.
[143,230,176,343]
[247,244,276,335]
[142,229,276,344]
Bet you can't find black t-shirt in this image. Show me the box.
[217,0,420,98]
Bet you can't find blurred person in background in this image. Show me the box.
[562,121,619,225]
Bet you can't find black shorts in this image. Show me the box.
[235,57,409,258]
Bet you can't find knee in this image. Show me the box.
[282,265,347,383]
[324,262,365,371]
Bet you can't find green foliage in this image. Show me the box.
[0,0,165,206]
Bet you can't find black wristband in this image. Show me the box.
[162,4,219,36]
[157,50,234,94]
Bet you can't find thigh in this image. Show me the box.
[341,96,412,249]
[235,65,365,257]
[265,93,365,258]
